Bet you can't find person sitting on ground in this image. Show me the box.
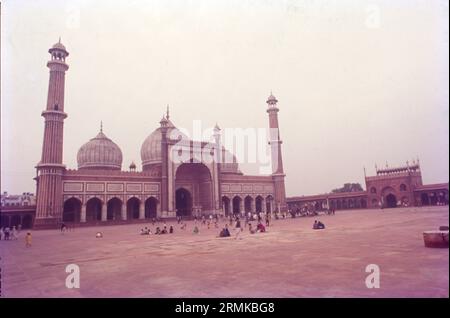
[313,220,319,230]
[256,222,266,233]
[169,226,174,234]
[248,223,256,234]
[224,225,231,237]
[219,226,231,237]
[140,228,146,235]
[155,227,161,235]
[317,221,325,229]
[193,225,199,234]
[180,222,187,230]
[161,226,168,234]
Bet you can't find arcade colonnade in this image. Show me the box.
[62,196,160,223]
[221,194,275,216]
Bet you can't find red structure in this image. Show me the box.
[32,41,288,229]
[26,41,448,229]
[34,39,69,228]
[287,161,449,212]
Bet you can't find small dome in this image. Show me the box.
[77,130,122,170]
[129,161,136,169]
[49,39,69,56]
[267,93,278,104]
[52,42,66,51]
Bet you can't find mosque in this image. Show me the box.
[33,40,287,228]
[1,40,447,230]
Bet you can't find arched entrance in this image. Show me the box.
[266,195,273,213]
[244,196,253,213]
[361,199,367,208]
[63,198,82,222]
[421,193,430,205]
[11,215,21,228]
[232,196,242,215]
[176,188,192,217]
[127,197,140,220]
[86,197,102,221]
[222,196,230,216]
[22,214,33,229]
[1,215,9,228]
[255,196,263,213]
[430,193,438,205]
[107,198,122,220]
[145,197,158,219]
[175,163,213,214]
[385,193,397,208]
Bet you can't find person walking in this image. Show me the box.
[25,232,32,247]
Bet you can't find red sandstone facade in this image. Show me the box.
[16,41,447,229]
[33,41,287,228]
[287,162,449,212]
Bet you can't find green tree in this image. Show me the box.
[331,183,364,193]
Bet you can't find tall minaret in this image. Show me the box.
[35,40,69,228]
[159,114,169,217]
[266,93,287,212]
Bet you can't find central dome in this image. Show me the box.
[77,130,123,170]
[140,119,186,170]
[141,118,241,174]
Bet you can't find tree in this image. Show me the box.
[332,183,364,193]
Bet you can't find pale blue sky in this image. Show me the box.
[1,0,449,196]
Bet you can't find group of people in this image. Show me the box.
[313,220,326,230]
[1,226,32,247]
[140,225,174,235]
[248,222,266,234]
[0,226,20,241]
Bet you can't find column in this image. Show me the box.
[121,203,127,220]
[157,200,162,218]
[139,201,145,219]
[101,203,107,221]
[80,204,86,223]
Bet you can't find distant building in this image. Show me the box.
[287,161,449,211]
[1,192,36,207]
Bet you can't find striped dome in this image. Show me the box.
[77,130,122,170]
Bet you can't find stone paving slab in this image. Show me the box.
[0,206,448,297]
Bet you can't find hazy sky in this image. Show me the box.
[1,0,449,196]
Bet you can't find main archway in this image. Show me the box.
[175,163,213,215]
[386,193,397,208]
[382,187,397,208]
[176,188,192,217]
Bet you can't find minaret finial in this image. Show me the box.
[166,104,170,120]
[59,36,61,44]
[100,121,103,133]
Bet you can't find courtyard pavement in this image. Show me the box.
[0,206,448,298]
